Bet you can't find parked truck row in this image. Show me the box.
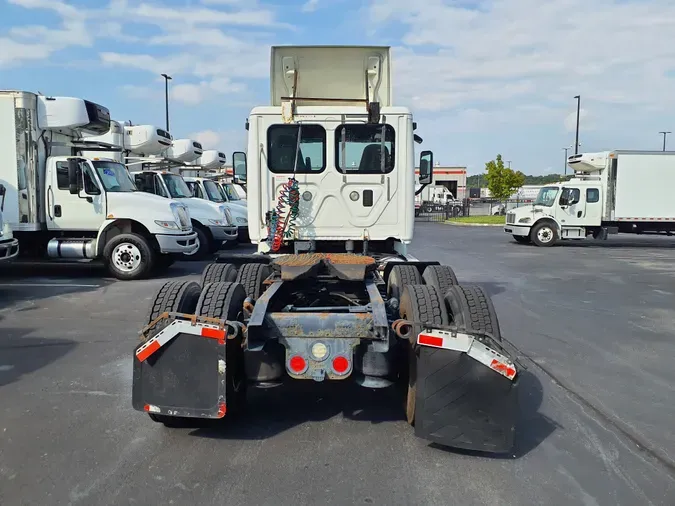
[0,90,248,278]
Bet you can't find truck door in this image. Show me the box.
[584,188,602,225]
[48,160,106,231]
[558,187,587,227]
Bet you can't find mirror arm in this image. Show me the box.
[415,183,429,196]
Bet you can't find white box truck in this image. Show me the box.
[0,91,198,278]
[505,150,675,246]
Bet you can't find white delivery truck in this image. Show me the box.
[87,126,237,259]
[0,184,20,261]
[505,150,675,246]
[0,91,198,279]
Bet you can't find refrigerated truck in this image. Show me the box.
[0,184,19,261]
[0,91,198,279]
[505,151,675,246]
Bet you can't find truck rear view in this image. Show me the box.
[131,46,520,454]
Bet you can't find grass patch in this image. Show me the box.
[446,215,505,225]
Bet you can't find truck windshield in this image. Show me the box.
[222,183,240,201]
[163,174,193,198]
[534,187,559,207]
[92,161,137,192]
[203,180,224,202]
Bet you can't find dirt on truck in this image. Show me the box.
[131,45,521,454]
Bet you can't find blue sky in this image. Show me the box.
[2,0,675,175]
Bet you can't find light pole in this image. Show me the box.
[659,131,671,152]
[574,95,581,155]
[161,73,172,132]
[563,146,572,175]
[506,160,512,169]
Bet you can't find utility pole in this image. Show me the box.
[563,147,570,175]
[659,131,671,152]
[506,160,512,169]
[574,95,581,155]
[161,73,172,132]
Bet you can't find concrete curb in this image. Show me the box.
[444,221,504,227]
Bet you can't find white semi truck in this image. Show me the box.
[0,91,198,279]
[0,184,19,261]
[505,150,675,246]
[131,46,520,455]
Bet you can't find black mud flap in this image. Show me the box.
[414,348,518,454]
[132,332,227,419]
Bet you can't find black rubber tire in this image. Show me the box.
[103,233,155,281]
[236,263,272,301]
[144,280,202,427]
[200,263,237,287]
[513,235,531,244]
[387,264,423,301]
[445,285,501,340]
[183,226,211,261]
[145,280,202,337]
[153,254,176,274]
[422,265,458,296]
[196,282,247,414]
[530,221,558,247]
[416,285,516,453]
[398,284,449,425]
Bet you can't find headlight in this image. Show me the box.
[155,220,180,230]
[218,205,232,225]
[169,202,190,229]
[518,217,532,224]
[236,217,247,224]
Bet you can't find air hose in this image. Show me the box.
[267,177,300,252]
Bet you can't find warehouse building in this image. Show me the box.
[415,164,468,200]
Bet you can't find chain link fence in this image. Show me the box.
[415,199,535,222]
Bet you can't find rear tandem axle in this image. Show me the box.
[132,253,520,453]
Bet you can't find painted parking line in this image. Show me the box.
[0,283,101,288]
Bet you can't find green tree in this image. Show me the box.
[484,154,526,200]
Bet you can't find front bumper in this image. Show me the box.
[156,231,199,254]
[0,238,19,260]
[503,224,531,237]
[209,225,239,242]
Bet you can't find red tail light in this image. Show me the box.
[332,356,350,375]
[288,355,308,374]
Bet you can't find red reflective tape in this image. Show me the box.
[136,339,161,362]
[217,402,226,418]
[418,334,444,347]
[201,327,226,341]
[490,359,516,379]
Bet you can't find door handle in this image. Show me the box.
[47,186,53,220]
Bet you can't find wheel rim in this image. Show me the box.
[112,243,142,272]
[537,226,554,243]
[183,236,200,256]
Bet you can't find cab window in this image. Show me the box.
[267,124,326,173]
[587,188,600,203]
[335,124,395,174]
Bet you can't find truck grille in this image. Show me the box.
[176,205,191,230]
[506,213,515,224]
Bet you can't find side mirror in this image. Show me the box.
[232,151,247,183]
[68,159,80,195]
[419,150,433,185]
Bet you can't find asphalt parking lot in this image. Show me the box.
[1,224,675,506]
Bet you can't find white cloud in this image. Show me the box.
[189,129,222,149]
[301,0,319,13]
[368,0,675,117]
[187,129,246,153]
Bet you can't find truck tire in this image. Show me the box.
[145,280,202,337]
[236,263,272,301]
[398,284,449,425]
[183,226,211,261]
[200,263,237,287]
[530,221,558,247]
[103,233,155,281]
[513,235,530,244]
[422,265,458,296]
[444,285,501,340]
[415,285,516,453]
[153,254,176,274]
[196,282,247,414]
[387,264,422,301]
[144,280,202,427]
